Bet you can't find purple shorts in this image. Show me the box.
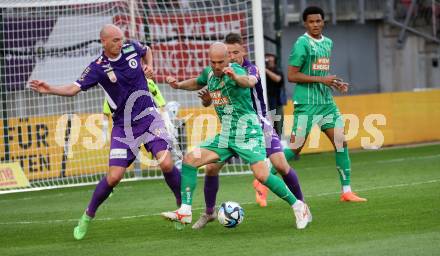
[261,117,283,157]
[109,111,171,167]
[225,116,283,163]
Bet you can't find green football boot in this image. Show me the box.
[73,213,92,240]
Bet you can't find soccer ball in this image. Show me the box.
[217,201,244,228]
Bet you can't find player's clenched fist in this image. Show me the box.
[143,65,154,79]
[166,76,179,89]
[198,89,212,107]
[222,67,236,79]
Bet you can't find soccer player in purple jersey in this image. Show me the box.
[191,33,305,229]
[29,24,181,240]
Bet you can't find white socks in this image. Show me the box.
[179,204,192,214]
[292,200,304,210]
[342,185,352,193]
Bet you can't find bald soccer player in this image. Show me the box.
[160,42,312,230]
[30,24,181,240]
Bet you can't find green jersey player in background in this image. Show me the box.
[161,42,312,229]
[285,6,367,202]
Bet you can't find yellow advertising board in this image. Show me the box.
[1,90,438,180]
[63,114,110,177]
[282,89,440,153]
[0,116,64,180]
[0,162,30,189]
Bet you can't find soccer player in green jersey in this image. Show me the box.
[285,6,366,202]
[191,33,306,229]
[161,42,312,229]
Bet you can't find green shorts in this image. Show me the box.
[292,103,344,137]
[199,130,266,165]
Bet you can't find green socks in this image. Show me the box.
[269,164,278,175]
[283,147,296,161]
[181,163,198,205]
[335,146,351,186]
[263,173,297,205]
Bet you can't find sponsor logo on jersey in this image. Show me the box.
[110,148,127,159]
[312,58,330,71]
[129,59,138,69]
[105,68,117,83]
[122,45,135,54]
[210,90,229,106]
[78,67,91,81]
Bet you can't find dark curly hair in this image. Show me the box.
[302,6,325,22]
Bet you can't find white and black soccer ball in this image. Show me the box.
[217,201,244,228]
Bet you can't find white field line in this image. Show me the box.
[1,153,439,201]
[0,178,439,226]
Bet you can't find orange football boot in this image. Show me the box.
[340,192,367,202]
[253,179,268,207]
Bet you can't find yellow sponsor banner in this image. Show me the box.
[177,107,220,149]
[64,114,110,177]
[0,116,64,180]
[1,90,437,180]
[0,162,31,189]
[283,89,440,153]
[62,113,173,174]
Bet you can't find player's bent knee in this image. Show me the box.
[251,162,269,182]
[205,165,220,176]
[107,173,123,186]
[273,162,290,175]
[182,153,199,167]
[254,172,268,183]
[159,159,174,173]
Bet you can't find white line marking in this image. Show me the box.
[1,178,439,226]
[2,154,438,202]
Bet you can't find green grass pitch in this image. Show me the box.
[1,144,439,256]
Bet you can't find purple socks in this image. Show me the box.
[163,166,182,206]
[86,177,113,218]
[204,175,219,215]
[282,168,303,201]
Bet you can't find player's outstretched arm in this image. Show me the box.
[223,67,256,88]
[29,80,81,97]
[165,76,202,91]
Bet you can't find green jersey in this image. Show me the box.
[196,63,260,135]
[288,33,334,104]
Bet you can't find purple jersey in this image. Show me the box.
[242,58,267,118]
[242,59,282,157]
[75,41,155,126]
